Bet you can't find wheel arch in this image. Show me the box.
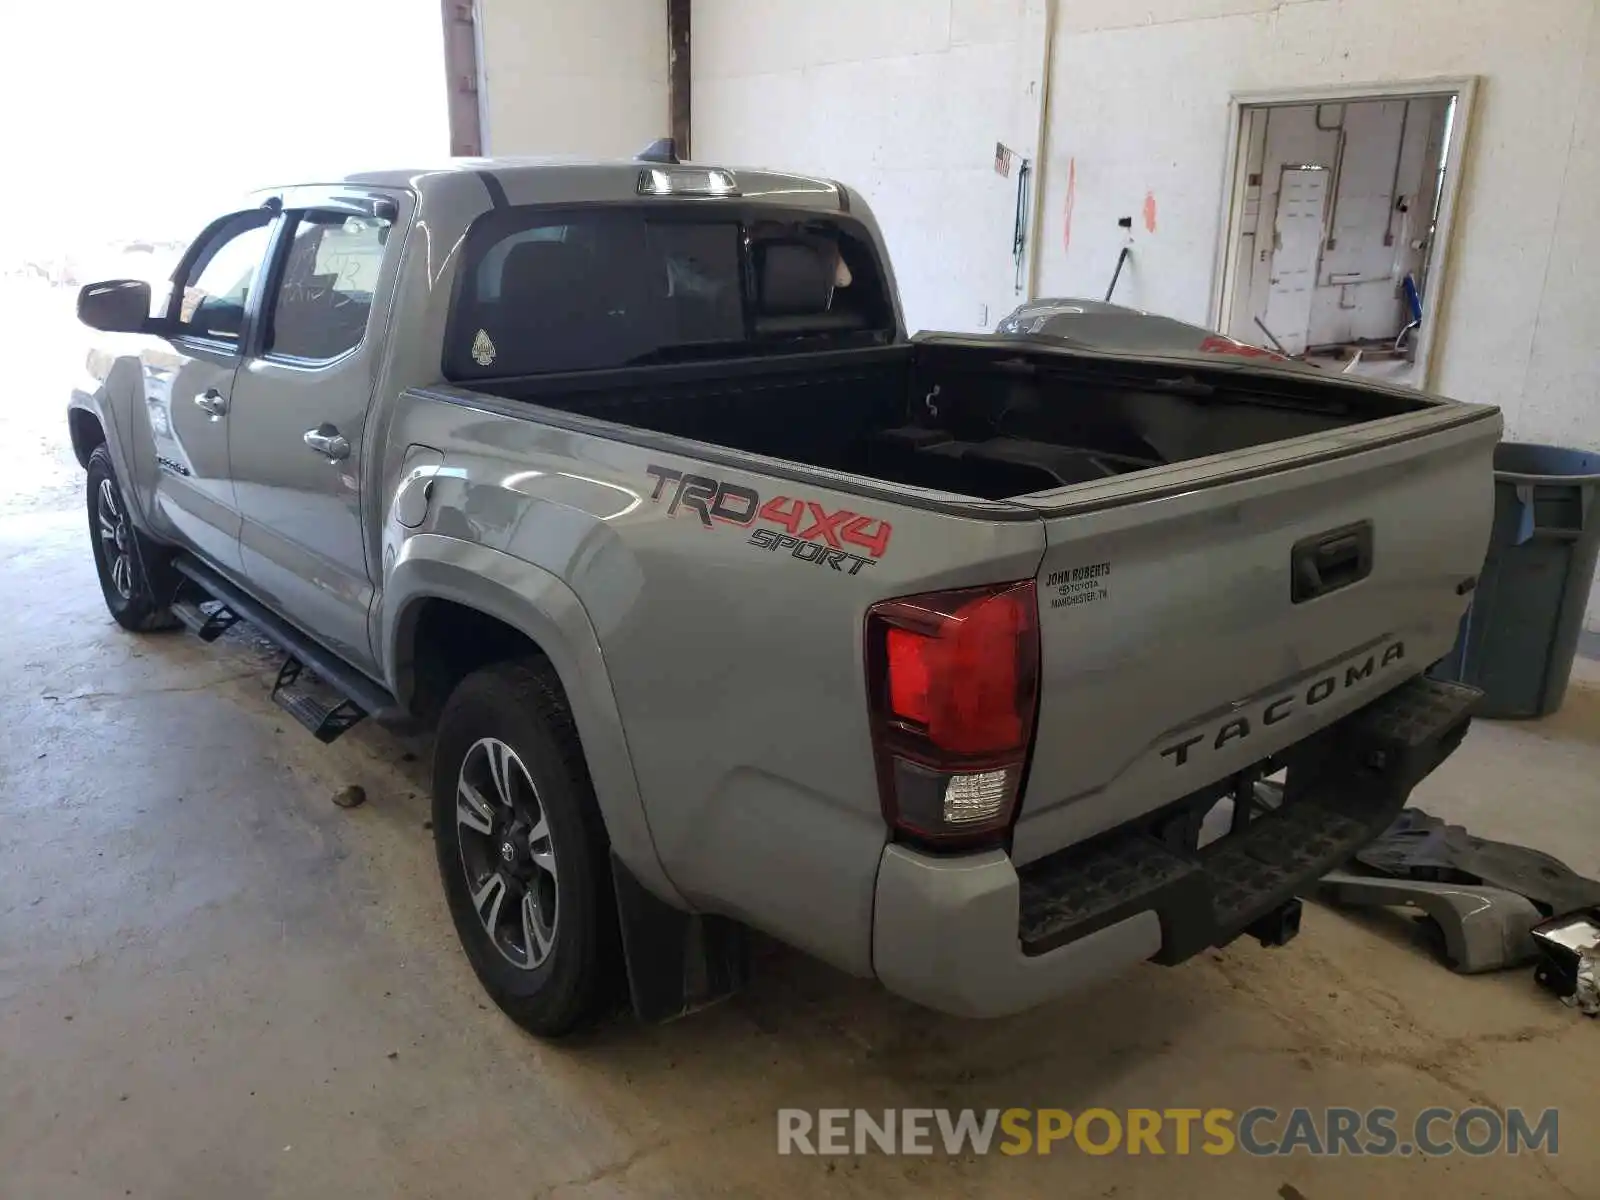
[383,536,684,907]
[68,404,106,467]
[69,377,156,534]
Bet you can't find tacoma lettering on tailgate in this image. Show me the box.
[1159,641,1407,768]
[645,464,892,575]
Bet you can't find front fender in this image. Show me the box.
[69,382,146,525]
[70,346,162,533]
[381,533,684,909]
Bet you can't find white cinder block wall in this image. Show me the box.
[693,0,1600,631]
[477,0,667,157]
[693,0,1051,334]
[1036,0,1599,444]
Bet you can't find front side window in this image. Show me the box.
[173,215,275,345]
[264,211,391,361]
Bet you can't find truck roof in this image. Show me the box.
[270,157,851,213]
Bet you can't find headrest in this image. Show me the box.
[758,241,834,316]
[500,240,590,310]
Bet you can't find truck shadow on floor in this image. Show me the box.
[305,672,1222,1113]
[189,614,1317,1126]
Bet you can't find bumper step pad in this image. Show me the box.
[1017,676,1482,963]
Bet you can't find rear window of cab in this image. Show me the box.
[442,205,893,380]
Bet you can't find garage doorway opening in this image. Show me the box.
[1212,79,1475,390]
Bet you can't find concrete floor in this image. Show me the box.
[4,301,1598,1197]
[5,512,1598,1199]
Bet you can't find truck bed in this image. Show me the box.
[446,332,1496,877]
[471,338,1437,503]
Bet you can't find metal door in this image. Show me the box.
[226,188,408,673]
[1262,167,1330,357]
[146,212,278,573]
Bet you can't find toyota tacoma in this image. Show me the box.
[68,148,1495,1035]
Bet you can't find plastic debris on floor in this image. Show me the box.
[1310,807,1600,1015]
[1355,809,1600,914]
[1532,912,1600,1015]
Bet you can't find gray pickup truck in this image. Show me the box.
[69,149,1495,1036]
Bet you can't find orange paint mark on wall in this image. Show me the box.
[1143,190,1158,234]
[1062,157,1077,252]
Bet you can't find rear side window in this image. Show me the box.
[444,206,891,380]
[264,211,391,361]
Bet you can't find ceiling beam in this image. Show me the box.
[440,0,484,156]
[669,0,691,157]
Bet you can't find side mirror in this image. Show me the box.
[77,279,153,333]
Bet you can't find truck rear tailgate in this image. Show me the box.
[1011,404,1500,866]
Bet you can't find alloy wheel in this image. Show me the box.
[456,737,559,969]
[97,477,133,600]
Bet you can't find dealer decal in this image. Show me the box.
[1046,561,1111,610]
[645,464,892,574]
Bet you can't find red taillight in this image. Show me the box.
[866,581,1041,848]
[885,628,931,725]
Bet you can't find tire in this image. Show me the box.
[86,445,179,632]
[432,659,618,1036]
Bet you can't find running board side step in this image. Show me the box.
[272,655,370,743]
[170,597,242,642]
[171,554,402,743]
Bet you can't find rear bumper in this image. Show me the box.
[872,675,1480,1018]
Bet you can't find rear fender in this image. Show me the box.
[381,533,683,908]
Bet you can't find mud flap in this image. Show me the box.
[611,853,748,1022]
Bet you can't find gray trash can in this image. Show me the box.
[1432,443,1600,718]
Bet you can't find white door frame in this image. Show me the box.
[1208,76,1478,390]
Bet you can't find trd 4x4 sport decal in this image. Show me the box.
[645,465,892,575]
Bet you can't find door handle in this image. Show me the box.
[303,424,351,462]
[1291,521,1374,603]
[194,389,229,416]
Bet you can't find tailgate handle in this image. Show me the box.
[1292,521,1373,603]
